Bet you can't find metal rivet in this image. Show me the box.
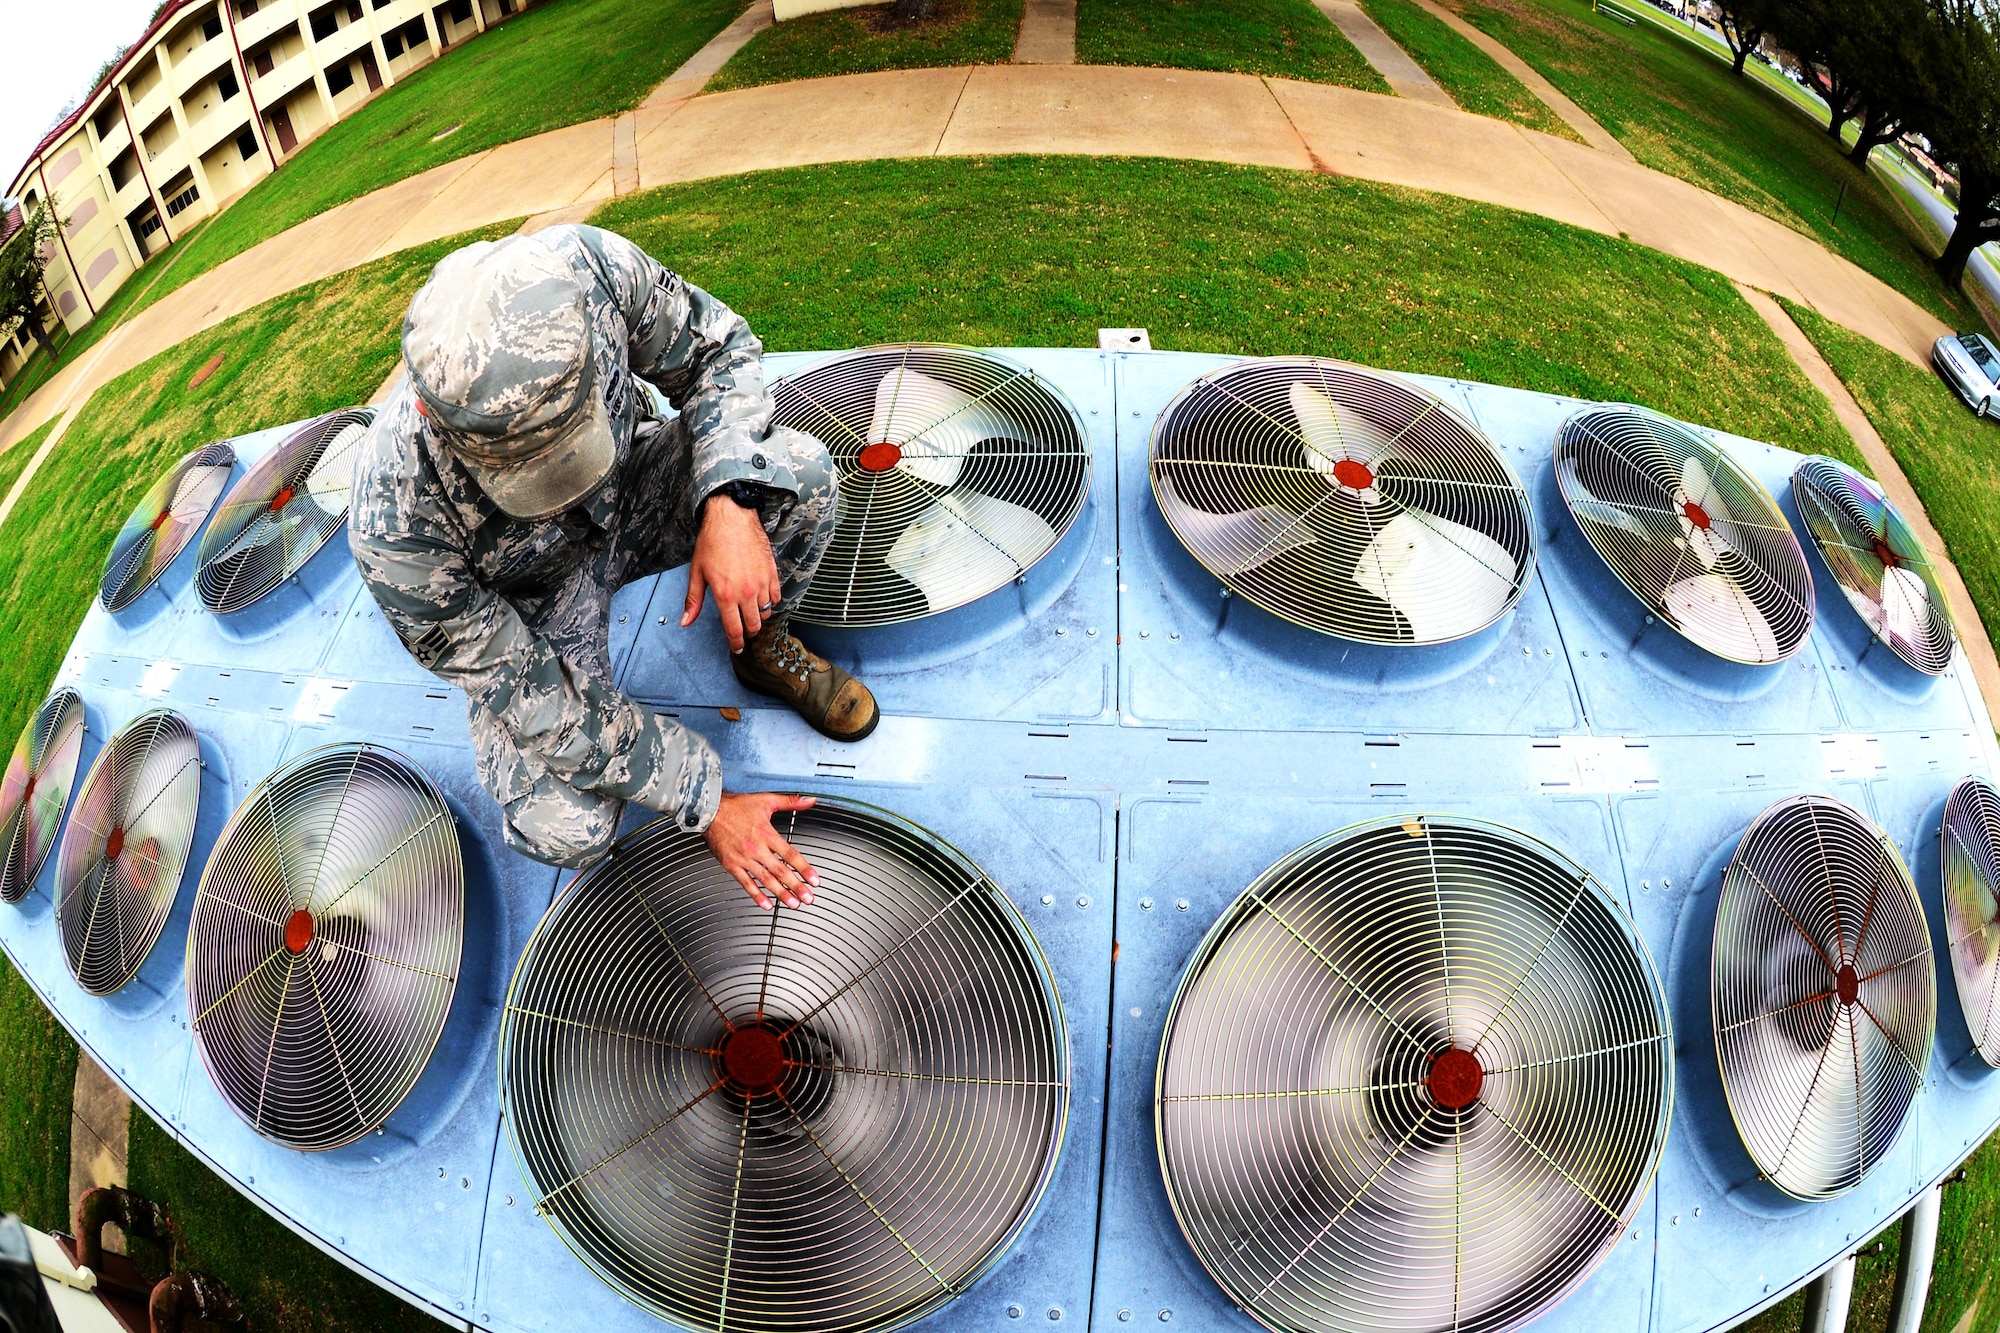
[1119,1312,1134,1323]
[618,614,627,624]
[1671,1215,1679,1226]
[1140,897,1154,910]
[1543,647,1554,656]
[1168,632,1180,641]
[1008,1306,1023,1320]
[1175,898,1189,911]
[1041,895,1055,906]
[1692,1207,1700,1218]
[656,616,667,625]
[506,1196,515,1206]
[1056,628,1067,637]
[1086,627,1099,637]
[462,1177,471,1188]
[1049,1309,1063,1322]
[1159,1313,1173,1323]
[1139,630,1150,639]
[439,1168,447,1178]
[1641,880,1651,892]
[1077,896,1090,908]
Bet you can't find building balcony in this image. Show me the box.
[251,53,318,104]
[113,173,152,214]
[169,40,234,96]
[234,1,300,46]
[93,117,132,159]
[186,105,245,159]
[126,77,174,133]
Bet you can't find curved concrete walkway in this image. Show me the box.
[0,62,1952,460]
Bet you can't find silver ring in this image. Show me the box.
[758,602,777,613]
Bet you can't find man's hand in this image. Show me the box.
[705,792,820,910]
[684,493,783,652]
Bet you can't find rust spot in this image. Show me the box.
[720,706,742,722]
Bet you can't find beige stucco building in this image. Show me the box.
[2,0,528,391]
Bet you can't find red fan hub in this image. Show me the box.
[1682,501,1713,531]
[1427,1046,1484,1110]
[721,1024,787,1094]
[857,442,903,473]
[21,775,33,800]
[1332,459,1375,492]
[285,909,316,954]
[1872,538,1900,568]
[269,486,296,513]
[104,826,124,860]
[150,509,173,532]
[1837,962,1859,1006]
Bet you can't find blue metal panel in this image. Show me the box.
[5,353,2000,1333]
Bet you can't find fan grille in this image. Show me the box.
[196,408,373,614]
[55,710,201,996]
[0,689,87,904]
[1943,776,2000,1070]
[1713,795,1933,1199]
[100,443,235,611]
[1555,405,1813,664]
[1792,456,1955,675]
[1157,816,1671,1333]
[501,801,1067,1333]
[188,743,462,1150]
[1150,358,1535,644]
[772,345,1090,627]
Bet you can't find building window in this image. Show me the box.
[202,12,224,39]
[135,211,162,239]
[253,46,274,75]
[404,16,427,43]
[164,181,201,217]
[373,0,392,7]
[347,0,364,19]
[449,0,471,22]
[238,0,259,15]
[383,29,404,56]
[219,68,240,100]
[309,5,339,39]
[236,127,260,158]
[326,61,355,94]
[92,102,121,140]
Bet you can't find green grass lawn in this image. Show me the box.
[596,155,1855,463]
[709,0,1021,89]
[104,0,741,329]
[1783,299,2000,651]
[1356,0,1580,138]
[1075,0,1389,89]
[0,416,58,505]
[0,954,76,1232]
[127,1112,448,1332]
[1438,0,1971,326]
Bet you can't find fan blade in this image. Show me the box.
[1557,459,1651,539]
[885,490,1057,612]
[1665,572,1780,661]
[1351,511,1518,641]
[1157,475,1317,577]
[304,420,369,513]
[867,368,1015,489]
[1880,565,1941,649]
[1680,453,1712,509]
[1288,381,1399,482]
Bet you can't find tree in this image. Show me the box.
[1760,0,1928,162]
[0,201,64,366]
[1714,0,1769,76]
[1918,0,2000,288]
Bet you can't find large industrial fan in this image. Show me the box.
[188,743,462,1150]
[195,408,373,614]
[1713,795,1934,1199]
[770,345,1090,626]
[1555,405,1813,664]
[99,442,235,611]
[1942,776,2000,1069]
[1149,359,1535,644]
[54,710,201,996]
[1156,815,1671,1333]
[1791,456,1956,675]
[0,689,86,904]
[501,801,1067,1332]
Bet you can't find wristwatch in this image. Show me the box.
[710,480,769,511]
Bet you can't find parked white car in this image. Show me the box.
[1933,330,2000,415]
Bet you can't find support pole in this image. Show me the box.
[1887,1184,1943,1333]
[1801,1254,1855,1333]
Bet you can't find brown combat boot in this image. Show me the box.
[732,616,880,741]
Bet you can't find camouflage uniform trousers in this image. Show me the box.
[478,415,836,867]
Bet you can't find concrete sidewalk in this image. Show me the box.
[0,63,1951,458]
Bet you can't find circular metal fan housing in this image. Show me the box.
[1150,358,1535,644]
[1792,456,1955,675]
[1556,405,1813,664]
[1157,815,1671,1333]
[772,345,1091,627]
[502,800,1067,1333]
[1943,776,2000,1069]
[195,407,373,614]
[100,442,235,611]
[55,710,201,996]
[0,689,87,904]
[1713,794,1933,1199]
[188,743,462,1150]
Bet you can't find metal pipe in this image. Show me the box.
[1887,1184,1943,1333]
[148,1271,243,1333]
[1801,1254,1855,1333]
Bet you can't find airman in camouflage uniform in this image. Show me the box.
[350,225,876,897]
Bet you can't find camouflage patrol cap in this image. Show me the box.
[403,235,616,520]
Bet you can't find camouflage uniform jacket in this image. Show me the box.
[349,224,788,833]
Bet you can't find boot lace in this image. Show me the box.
[773,632,813,681]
